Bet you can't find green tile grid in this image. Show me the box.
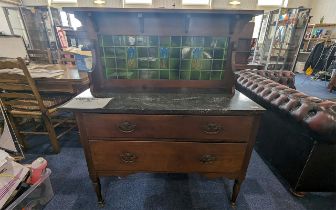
[100,35,229,80]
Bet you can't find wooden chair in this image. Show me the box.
[0,58,75,153]
[27,48,53,64]
[57,50,76,65]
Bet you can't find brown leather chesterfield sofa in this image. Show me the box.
[236,69,336,195]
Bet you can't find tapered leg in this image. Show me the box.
[92,177,104,207]
[231,179,242,207]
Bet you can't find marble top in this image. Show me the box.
[60,89,264,115]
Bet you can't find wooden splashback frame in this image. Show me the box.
[63,8,262,96]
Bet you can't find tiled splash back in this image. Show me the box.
[99,35,229,80]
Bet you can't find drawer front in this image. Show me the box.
[89,140,247,173]
[84,114,253,142]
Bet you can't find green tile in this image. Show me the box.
[200,71,211,80]
[149,59,159,69]
[171,36,181,47]
[148,47,158,58]
[204,37,213,47]
[160,70,169,79]
[115,47,126,58]
[102,35,113,46]
[160,59,169,69]
[202,60,212,70]
[107,69,118,79]
[213,37,226,48]
[211,71,222,80]
[191,37,204,47]
[191,48,203,59]
[182,37,192,46]
[159,36,170,47]
[113,36,126,46]
[181,60,191,70]
[101,35,229,81]
[136,36,149,46]
[181,47,191,59]
[127,47,137,59]
[190,70,200,80]
[137,47,148,58]
[191,60,202,70]
[127,59,137,68]
[160,47,169,58]
[149,36,159,46]
[170,70,179,80]
[106,68,114,77]
[203,48,213,59]
[169,59,179,69]
[138,59,148,68]
[170,48,180,59]
[117,70,128,79]
[127,70,138,79]
[116,59,126,68]
[126,36,136,46]
[104,47,115,57]
[105,58,116,68]
[180,71,190,80]
[213,49,224,59]
[139,70,159,79]
[212,60,223,70]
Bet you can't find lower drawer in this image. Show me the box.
[89,140,247,173]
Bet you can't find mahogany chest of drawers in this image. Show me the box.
[63,90,264,207]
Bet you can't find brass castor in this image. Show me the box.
[98,200,105,208]
[289,188,306,198]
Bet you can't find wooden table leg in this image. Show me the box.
[92,176,104,207]
[230,179,242,207]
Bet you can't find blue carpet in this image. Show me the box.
[295,74,336,100]
[22,132,336,210]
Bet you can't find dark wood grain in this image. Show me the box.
[84,114,254,142]
[89,140,247,173]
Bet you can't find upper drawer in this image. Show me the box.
[83,114,254,142]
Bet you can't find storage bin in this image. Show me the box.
[5,168,54,210]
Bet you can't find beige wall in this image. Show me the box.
[310,0,336,23]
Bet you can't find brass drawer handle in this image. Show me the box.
[200,154,217,164]
[120,152,137,163]
[118,121,136,133]
[202,123,222,135]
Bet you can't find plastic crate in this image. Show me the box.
[5,168,54,210]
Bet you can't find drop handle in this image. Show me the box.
[202,123,222,134]
[200,154,217,164]
[118,121,136,133]
[120,152,137,163]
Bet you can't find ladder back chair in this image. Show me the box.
[27,48,53,64]
[0,58,75,153]
[57,50,76,65]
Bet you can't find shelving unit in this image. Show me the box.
[253,7,311,71]
[301,23,336,52]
